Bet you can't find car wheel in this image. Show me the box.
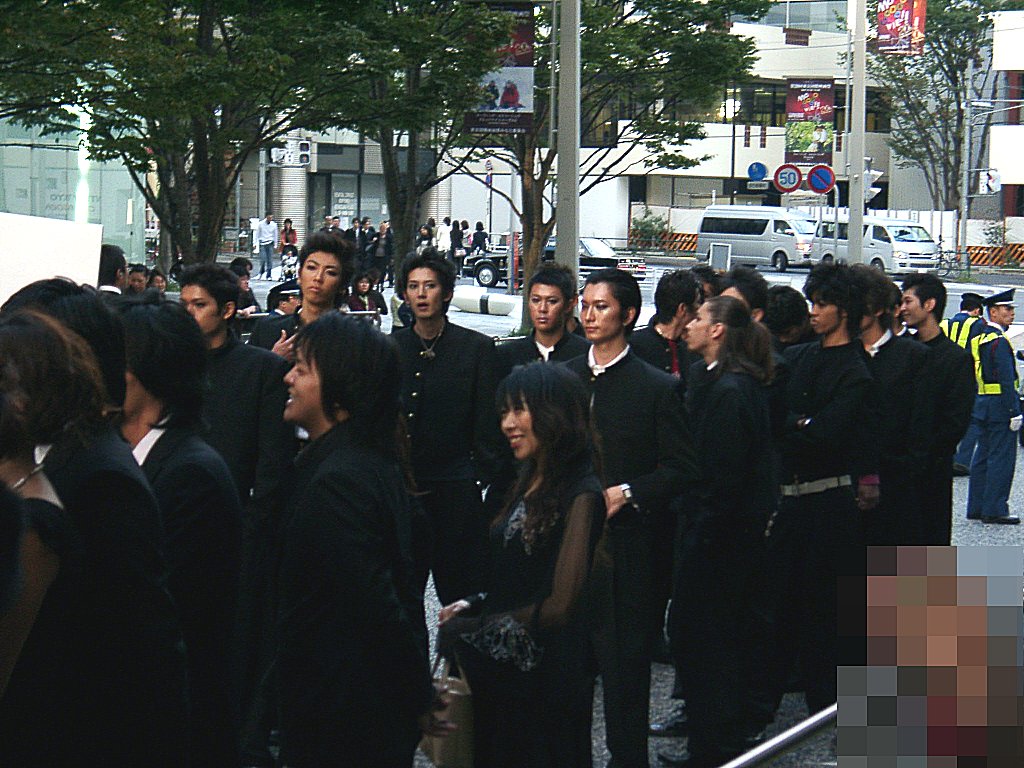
[871,258,885,273]
[821,254,834,264]
[475,264,499,288]
[772,252,789,272]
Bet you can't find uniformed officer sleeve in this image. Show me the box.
[985,338,1022,418]
[630,382,699,513]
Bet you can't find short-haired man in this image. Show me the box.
[97,243,127,295]
[764,284,815,348]
[492,264,589,382]
[771,263,877,717]
[393,250,503,606]
[565,268,697,768]
[178,263,296,765]
[256,212,278,279]
[118,299,244,767]
[630,269,701,380]
[851,264,934,545]
[966,289,1021,524]
[126,263,148,295]
[900,274,975,543]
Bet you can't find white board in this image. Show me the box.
[0,212,103,306]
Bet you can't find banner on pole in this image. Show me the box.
[465,3,535,135]
[877,0,927,56]
[784,79,834,166]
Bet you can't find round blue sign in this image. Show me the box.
[747,162,768,181]
[807,164,836,194]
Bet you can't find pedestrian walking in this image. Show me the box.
[256,212,278,279]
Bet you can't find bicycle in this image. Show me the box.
[937,250,969,280]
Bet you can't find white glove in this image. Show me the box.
[1010,415,1023,432]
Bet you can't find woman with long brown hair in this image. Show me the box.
[438,362,606,768]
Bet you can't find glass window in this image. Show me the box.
[774,219,793,234]
[889,225,933,243]
[872,225,891,243]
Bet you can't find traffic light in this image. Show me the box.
[863,157,883,202]
[298,140,311,166]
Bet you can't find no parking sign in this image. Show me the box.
[807,164,836,195]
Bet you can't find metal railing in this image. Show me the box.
[719,703,837,768]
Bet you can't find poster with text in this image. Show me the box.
[465,3,534,135]
[785,79,834,166]
[877,0,927,56]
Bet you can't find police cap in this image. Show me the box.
[982,288,1015,308]
[959,292,984,311]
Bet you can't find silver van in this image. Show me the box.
[695,205,817,272]
[811,217,939,273]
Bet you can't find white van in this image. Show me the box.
[811,217,939,273]
[695,205,817,272]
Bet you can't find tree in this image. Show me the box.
[342,1,511,260]
[867,0,1021,211]
[0,0,373,263]
[446,0,768,290]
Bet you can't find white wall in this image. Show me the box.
[579,176,629,239]
[992,11,1024,71]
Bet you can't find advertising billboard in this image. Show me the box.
[784,79,834,166]
[877,0,927,56]
[465,3,535,135]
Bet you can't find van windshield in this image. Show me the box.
[888,225,933,243]
[789,219,816,235]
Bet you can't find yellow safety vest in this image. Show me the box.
[971,330,1020,396]
[939,316,980,349]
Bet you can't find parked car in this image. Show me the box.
[462,236,645,288]
[811,217,939,274]
[695,205,817,272]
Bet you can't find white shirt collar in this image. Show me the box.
[535,339,555,361]
[132,427,167,466]
[588,344,630,376]
[706,360,719,372]
[866,329,893,358]
[98,285,121,294]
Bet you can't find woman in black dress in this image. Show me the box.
[668,295,775,768]
[275,313,448,768]
[0,309,189,768]
[438,362,605,768]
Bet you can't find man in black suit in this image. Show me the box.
[393,250,503,605]
[630,268,701,381]
[900,274,975,544]
[565,268,698,768]
[179,263,295,765]
[493,263,589,382]
[852,265,934,545]
[119,299,244,768]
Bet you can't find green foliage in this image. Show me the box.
[867,0,1004,210]
[631,208,669,248]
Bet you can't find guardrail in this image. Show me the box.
[720,703,836,768]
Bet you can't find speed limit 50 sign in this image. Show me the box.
[773,164,803,193]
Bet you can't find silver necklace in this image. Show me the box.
[10,463,43,491]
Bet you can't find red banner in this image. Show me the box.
[877,0,927,56]
[784,79,834,166]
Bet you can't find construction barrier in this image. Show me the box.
[628,231,698,252]
[967,244,1024,266]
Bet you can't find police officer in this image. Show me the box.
[966,289,1021,524]
[941,292,986,474]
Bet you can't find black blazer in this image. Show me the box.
[276,422,433,766]
[249,312,299,350]
[6,421,190,767]
[493,331,590,383]
[141,426,244,768]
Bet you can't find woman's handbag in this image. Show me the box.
[419,655,474,768]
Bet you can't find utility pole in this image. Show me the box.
[847,0,867,264]
[959,59,974,256]
[554,0,580,278]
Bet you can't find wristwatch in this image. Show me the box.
[621,483,635,504]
